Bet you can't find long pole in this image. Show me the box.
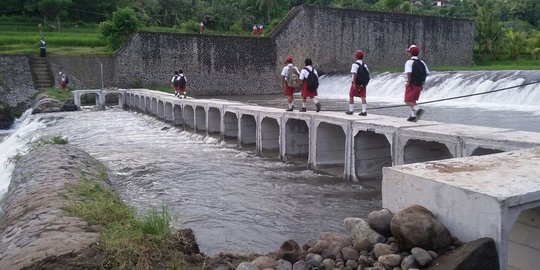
[100,63,104,89]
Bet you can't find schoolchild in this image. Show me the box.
[298,58,321,112]
[404,45,430,122]
[39,38,46,57]
[171,70,187,98]
[346,50,370,116]
[58,71,68,91]
[281,56,300,111]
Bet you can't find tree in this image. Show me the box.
[504,29,528,59]
[25,0,72,29]
[100,7,141,50]
[474,0,503,57]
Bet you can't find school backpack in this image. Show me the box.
[177,75,186,87]
[354,62,370,86]
[411,59,427,86]
[304,67,319,92]
[64,75,69,84]
[286,66,301,88]
[172,75,180,87]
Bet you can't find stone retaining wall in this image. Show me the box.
[114,32,278,96]
[272,6,474,73]
[0,55,36,107]
[48,55,115,90]
[0,145,104,269]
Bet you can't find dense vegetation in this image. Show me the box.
[1,0,540,65]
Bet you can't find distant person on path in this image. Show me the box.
[252,24,258,36]
[404,44,430,122]
[199,21,205,33]
[58,71,68,91]
[281,56,300,111]
[39,37,46,57]
[298,58,321,112]
[171,71,181,97]
[346,50,370,116]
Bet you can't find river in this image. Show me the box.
[0,70,539,256]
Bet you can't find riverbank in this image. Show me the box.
[0,135,501,269]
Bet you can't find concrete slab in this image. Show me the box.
[382,147,540,268]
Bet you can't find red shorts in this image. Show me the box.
[349,84,366,98]
[284,85,294,96]
[300,81,317,98]
[405,84,422,102]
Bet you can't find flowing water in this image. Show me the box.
[1,70,539,256]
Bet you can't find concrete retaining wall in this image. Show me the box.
[272,6,474,73]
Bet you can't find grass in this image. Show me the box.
[6,134,69,165]
[42,87,74,102]
[63,176,194,269]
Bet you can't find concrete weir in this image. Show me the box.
[90,89,540,268]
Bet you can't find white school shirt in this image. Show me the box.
[350,60,369,80]
[281,63,299,78]
[299,66,318,80]
[171,74,187,83]
[404,56,430,74]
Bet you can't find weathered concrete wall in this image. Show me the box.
[114,32,279,96]
[0,56,36,107]
[271,6,474,73]
[0,145,103,269]
[48,55,115,89]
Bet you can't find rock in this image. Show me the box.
[390,205,453,251]
[251,256,276,269]
[276,259,293,270]
[237,262,258,270]
[320,248,338,260]
[425,238,499,270]
[305,257,323,270]
[401,255,418,270]
[346,259,358,269]
[321,258,335,269]
[378,254,401,268]
[411,247,432,266]
[62,98,78,111]
[305,253,322,263]
[344,218,385,244]
[353,238,372,252]
[367,208,393,236]
[373,243,398,259]
[32,97,63,113]
[292,260,307,270]
[276,239,303,264]
[342,247,359,261]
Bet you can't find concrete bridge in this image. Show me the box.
[77,89,540,269]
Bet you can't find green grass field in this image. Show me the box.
[1,20,539,70]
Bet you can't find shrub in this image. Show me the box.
[532,48,540,60]
[100,8,141,50]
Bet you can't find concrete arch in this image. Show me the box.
[403,139,453,164]
[173,104,183,126]
[151,97,158,115]
[208,107,221,135]
[508,207,540,270]
[79,92,98,106]
[145,97,151,113]
[157,100,165,119]
[195,106,206,133]
[285,119,309,163]
[354,130,392,180]
[260,117,280,158]
[103,92,120,107]
[224,112,238,142]
[471,147,504,156]
[240,114,256,148]
[316,122,346,176]
[164,102,173,122]
[184,105,195,130]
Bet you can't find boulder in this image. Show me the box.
[390,205,453,251]
[276,239,303,264]
[32,97,63,113]
[367,208,393,236]
[425,238,499,270]
[344,218,385,244]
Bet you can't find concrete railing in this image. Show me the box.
[73,89,126,110]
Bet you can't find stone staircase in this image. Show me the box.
[31,56,54,90]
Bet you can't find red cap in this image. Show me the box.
[354,50,364,59]
[284,56,293,64]
[408,45,420,56]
